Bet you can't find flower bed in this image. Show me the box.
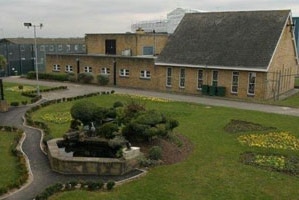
[41,112,72,124]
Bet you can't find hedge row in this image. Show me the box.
[0,126,28,196]
[35,180,115,200]
[10,86,68,107]
[27,71,70,82]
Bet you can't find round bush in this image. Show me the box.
[78,72,94,83]
[149,146,162,160]
[97,74,109,85]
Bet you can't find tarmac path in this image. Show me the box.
[1,76,299,199]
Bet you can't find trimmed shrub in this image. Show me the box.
[10,101,19,106]
[78,72,94,83]
[148,146,162,160]
[98,122,119,139]
[97,74,109,85]
[70,101,97,126]
[106,180,115,190]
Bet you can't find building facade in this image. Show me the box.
[0,38,85,76]
[46,10,298,101]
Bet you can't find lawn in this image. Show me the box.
[3,82,49,104]
[29,94,299,200]
[0,130,23,192]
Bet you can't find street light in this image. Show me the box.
[24,22,43,96]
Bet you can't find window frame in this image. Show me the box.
[166,67,172,87]
[100,67,110,75]
[52,64,60,72]
[247,72,256,95]
[231,71,239,94]
[140,70,151,79]
[197,69,203,90]
[119,69,129,77]
[84,66,92,73]
[211,70,218,86]
[65,65,73,73]
[179,68,185,88]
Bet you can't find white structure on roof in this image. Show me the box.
[131,8,203,34]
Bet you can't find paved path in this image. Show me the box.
[1,76,299,199]
[4,76,299,117]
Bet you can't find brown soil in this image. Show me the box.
[132,134,193,165]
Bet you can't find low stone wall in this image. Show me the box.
[47,138,140,176]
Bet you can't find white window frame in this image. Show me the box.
[84,66,92,73]
[66,45,71,52]
[231,71,239,94]
[197,69,203,90]
[49,45,54,52]
[58,44,63,51]
[65,65,73,73]
[179,68,185,88]
[40,45,45,51]
[100,67,110,75]
[140,70,151,79]
[119,69,129,77]
[53,64,60,72]
[212,70,218,86]
[166,67,172,87]
[247,72,256,95]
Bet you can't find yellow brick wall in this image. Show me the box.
[85,33,168,56]
[266,17,298,99]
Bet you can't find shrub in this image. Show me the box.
[98,122,119,139]
[10,101,19,106]
[149,146,162,160]
[106,180,115,190]
[78,72,94,83]
[70,101,97,126]
[113,101,124,108]
[97,74,109,85]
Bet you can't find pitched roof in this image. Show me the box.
[0,38,85,45]
[156,10,291,70]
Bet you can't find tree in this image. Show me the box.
[0,55,7,70]
[70,101,97,126]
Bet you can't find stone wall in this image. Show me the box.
[47,138,139,176]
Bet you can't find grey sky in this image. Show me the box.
[1,0,299,38]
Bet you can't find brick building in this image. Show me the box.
[46,10,298,100]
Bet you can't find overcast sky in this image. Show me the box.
[1,0,299,38]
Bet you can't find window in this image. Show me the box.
[179,68,185,88]
[20,45,25,51]
[53,64,60,72]
[66,45,71,52]
[212,71,218,86]
[166,67,172,87]
[74,45,79,51]
[140,70,151,79]
[248,72,256,95]
[82,45,86,52]
[84,66,92,73]
[119,69,129,77]
[100,67,110,75]
[231,71,239,93]
[65,65,73,73]
[197,70,203,90]
[58,45,63,51]
[40,45,45,51]
[49,45,54,52]
[143,46,154,55]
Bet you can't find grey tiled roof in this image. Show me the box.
[156,10,291,70]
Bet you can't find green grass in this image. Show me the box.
[0,131,22,189]
[29,94,299,200]
[3,82,49,104]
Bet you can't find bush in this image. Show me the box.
[78,72,94,83]
[106,180,115,190]
[10,101,19,106]
[113,101,123,108]
[149,146,162,160]
[98,122,119,139]
[97,74,109,85]
[70,101,97,126]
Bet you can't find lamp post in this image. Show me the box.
[24,22,43,96]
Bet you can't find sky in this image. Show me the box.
[0,0,299,38]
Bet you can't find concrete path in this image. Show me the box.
[1,76,299,199]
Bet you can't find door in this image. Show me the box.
[105,40,116,55]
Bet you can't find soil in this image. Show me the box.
[132,134,193,165]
